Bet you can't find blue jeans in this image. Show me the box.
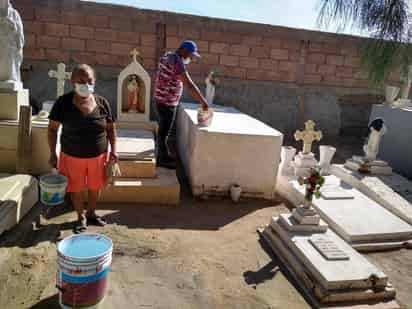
[155,102,178,161]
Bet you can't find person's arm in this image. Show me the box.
[107,122,118,162]
[178,71,209,110]
[48,120,61,167]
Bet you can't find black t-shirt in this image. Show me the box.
[49,92,115,158]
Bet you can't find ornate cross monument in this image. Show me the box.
[293,120,322,177]
[294,120,322,154]
[48,63,72,99]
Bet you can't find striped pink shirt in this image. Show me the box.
[154,52,186,106]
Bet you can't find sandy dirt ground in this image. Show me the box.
[0,196,412,309]
[0,136,411,309]
[0,197,312,309]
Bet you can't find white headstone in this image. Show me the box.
[48,63,72,99]
[0,0,24,91]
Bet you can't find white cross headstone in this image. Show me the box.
[294,120,322,154]
[130,48,140,63]
[48,63,71,99]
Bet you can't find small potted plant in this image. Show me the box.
[297,168,325,208]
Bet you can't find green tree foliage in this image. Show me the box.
[317,0,412,84]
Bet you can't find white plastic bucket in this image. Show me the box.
[56,233,113,309]
[39,173,67,206]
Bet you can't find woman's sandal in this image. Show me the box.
[86,214,107,227]
[73,218,87,234]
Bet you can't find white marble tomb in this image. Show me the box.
[177,103,283,200]
[332,164,412,225]
[276,174,412,251]
[262,221,398,307]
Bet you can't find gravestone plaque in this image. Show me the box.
[320,186,354,200]
[309,236,349,261]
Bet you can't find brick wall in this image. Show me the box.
[14,0,390,135]
[15,0,384,88]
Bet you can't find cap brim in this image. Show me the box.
[192,51,201,57]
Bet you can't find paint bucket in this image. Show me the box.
[56,233,113,309]
[39,173,68,206]
[197,108,214,127]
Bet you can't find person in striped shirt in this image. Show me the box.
[154,40,209,169]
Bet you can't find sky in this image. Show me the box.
[86,0,362,36]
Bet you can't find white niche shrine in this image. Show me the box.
[117,49,151,123]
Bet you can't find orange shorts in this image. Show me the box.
[58,152,109,193]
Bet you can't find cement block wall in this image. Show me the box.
[14,0,391,136]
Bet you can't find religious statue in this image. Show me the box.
[205,71,220,105]
[294,120,322,154]
[127,75,143,113]
[363,117,387,162]
[0,0,24,90]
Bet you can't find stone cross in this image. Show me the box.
[48,63,71,99]
[130,48,140,63]
[294,120,322,154]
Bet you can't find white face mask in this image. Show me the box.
[74,83,94,98]
[183,58,191,65]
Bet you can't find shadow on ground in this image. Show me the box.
[28,294,59,309]
[100,196,276,231]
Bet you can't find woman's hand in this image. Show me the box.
[109,152,119,162]
[49,153,58,168]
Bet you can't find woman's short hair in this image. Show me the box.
[71,64,96,80]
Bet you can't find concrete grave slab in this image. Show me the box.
[116,128,156,178]
[260,220,399,308]
[332,164,412,225]
[99,167,179,205]
[276,174,412,250]
[0,174,38,235]
[177,102,283,200]
[116,128,155,160]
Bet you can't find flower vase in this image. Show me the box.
[280,146,296,176]
[303,197,313,210]
[385,85,400,104]
[319,145,336,176]
[230,184,242,202]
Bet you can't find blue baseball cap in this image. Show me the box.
[179,40,201,57]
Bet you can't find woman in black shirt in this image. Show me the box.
[48,64,117,233]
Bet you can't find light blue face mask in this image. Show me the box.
[74,83,94,98]
[183,58,191,65]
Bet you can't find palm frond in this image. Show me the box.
[317,0,412,84]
